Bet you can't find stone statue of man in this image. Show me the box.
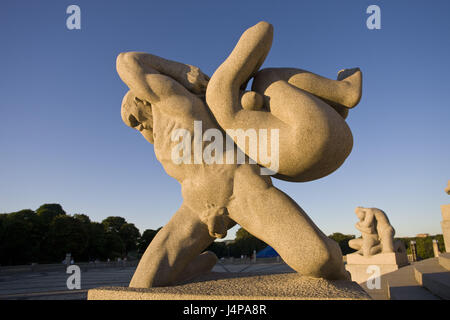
[116,21,362,287]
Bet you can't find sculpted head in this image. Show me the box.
[355,206,367,220]
[121,91,154,143]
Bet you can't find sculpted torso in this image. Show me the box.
[122,77,239,225]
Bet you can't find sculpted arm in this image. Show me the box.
[117,52,209,103]
[355,222,372,234]
[206,22,282,131]
[359,209,375,228]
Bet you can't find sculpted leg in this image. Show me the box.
[362,233,381,257]
[206,21,354,182]
[227,165,350,280]
[369,243,383,256]
[252,67,362,112]
[206,21,281,131]
[175,251,218,284]
[348,238,363,252]
[129,204,216,288]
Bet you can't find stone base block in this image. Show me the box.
[441,204,450,221]
[441,204,450,253]
[87,272,370,300]
[441,220,450,253]
[345,252,409,284]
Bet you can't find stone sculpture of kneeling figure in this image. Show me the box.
[349,207,396,257]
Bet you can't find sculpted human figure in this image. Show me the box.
[349,207,396,257]
[206,23,361,182]
[116,21,362,287]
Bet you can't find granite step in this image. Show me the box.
[384,264,440,300]
[414,257,450,300]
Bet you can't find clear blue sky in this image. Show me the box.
[1,0,449,239]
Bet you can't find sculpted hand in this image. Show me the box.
[185,65,210,95]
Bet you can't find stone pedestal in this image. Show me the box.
[345,252,409,284]
[432,239,440,257]
[441,204,450,253]
[87,272,370,300]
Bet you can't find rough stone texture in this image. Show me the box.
[205,22,361,183]
[441,219,450,253]
[413,257,450,300]
[346,252,409,284]
[347,252,409,266]
[432,239,441,257]
[88,273,370,300]
[439,253,450,270]
[442,204,450,221]
[384,264,440,300]
[346,207,408,284]
[348,207,398,256]
[115,21,362,288]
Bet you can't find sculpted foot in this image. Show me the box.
[337,67,362,108]
[175,251,218,284]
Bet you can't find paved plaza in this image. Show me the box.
[0,262,293,300]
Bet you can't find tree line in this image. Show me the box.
[0,204,444,266]
[0,204,158,265]
[0,203,268,266]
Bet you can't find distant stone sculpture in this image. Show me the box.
[116,21,362,288]
[348,207,396,257]
[346,207,408,284]
[445,180,450,195]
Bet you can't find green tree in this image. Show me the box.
[0,210,42,265]
[73,214,108,261]
[138,228,162,254]
[101,217,139,257]
[104,232,125,259]
[119,223,141,255]
[416,237,433,259]
[36,203,66,225]
[73,213,91,225]
[34,204,68,261]
[434,234,446,253]
[231,227,267,257]
[102,216,127,233]
[47,215,89,261]
[86,222,108,260]
[396,235,445,260]
[206,241,228,258]
[328,232,356,255]
[0,214,6,262]
[235,228,253,240]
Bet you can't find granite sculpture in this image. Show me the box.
[346,207,408,284]
[116,21,362,288]
[348,207,396,257]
